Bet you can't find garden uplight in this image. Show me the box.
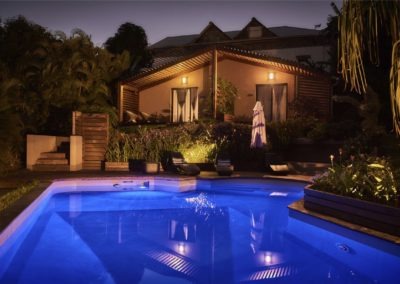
[263,252,272,265]
[329,154,334,167]
[178,242,186,254]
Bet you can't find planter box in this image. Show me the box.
[104,162,129,171]
[304,186,400,236]
[144,162,160,174]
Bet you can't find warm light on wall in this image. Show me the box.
[181,76,188,85]
[268,72,275,80]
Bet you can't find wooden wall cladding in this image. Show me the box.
[297,76,331,119]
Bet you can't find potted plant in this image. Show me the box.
[143,136,161,174]
[104,133,131,171]
[217,77,239,122]
[305,154,400,236]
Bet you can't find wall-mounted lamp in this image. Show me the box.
[181,76,189,85]
[268,72,275,80]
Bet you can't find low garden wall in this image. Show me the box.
[304,186,400,237]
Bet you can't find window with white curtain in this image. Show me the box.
[172,88,198,122]
[256,84,287,122]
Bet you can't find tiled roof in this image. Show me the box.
[150,26,321,49]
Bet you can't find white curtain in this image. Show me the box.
[190,88,198,121]
[272,85,287,122]
[172,88,198,122]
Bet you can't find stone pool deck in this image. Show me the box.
[1,170,399,245]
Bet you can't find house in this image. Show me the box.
[118,18,332,123]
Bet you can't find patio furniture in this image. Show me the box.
[215,155,234,176]
[266,153,290,175]
[169,152,201,176]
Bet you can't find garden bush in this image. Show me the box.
[313,154,398,206]
[111,122,265,169]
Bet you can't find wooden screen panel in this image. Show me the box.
[74,113,109,170]
[297,76,331,119]
[123,87,139,114]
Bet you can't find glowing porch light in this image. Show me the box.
[268,72,275,80]
[181,76,188,85]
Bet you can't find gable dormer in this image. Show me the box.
[194,21,231,44]
[234,17,277,40]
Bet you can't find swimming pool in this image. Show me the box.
[0,178,399,283]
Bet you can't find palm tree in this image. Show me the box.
[338,0,400,136]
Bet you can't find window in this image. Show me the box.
[248,26,262,38]
[171,88,198,122]
[256,84,287,122]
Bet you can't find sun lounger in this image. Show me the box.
[266,153,290,175]
[169,152,201,176]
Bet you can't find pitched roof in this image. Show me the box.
[234,17,276,39]
[194,21,231,43]
[150,26,321,49]
[121,46,329,90]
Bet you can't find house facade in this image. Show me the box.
[118,18,332,123]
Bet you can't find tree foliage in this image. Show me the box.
[0,16,132,172]
[338,0,400,136]
[105,22,153,71]
[0,16,130,135]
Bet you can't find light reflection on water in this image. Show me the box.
[0,180,399,284]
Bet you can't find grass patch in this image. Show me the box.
[0,181,39,212]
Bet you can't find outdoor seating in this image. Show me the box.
[215,155,234,176]
[266,153,290,175]
[169,152,201,176]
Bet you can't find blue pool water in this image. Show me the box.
[0,179,399,283]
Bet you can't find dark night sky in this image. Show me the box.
[0,0,341,46]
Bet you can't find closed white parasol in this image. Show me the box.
[250,101,267,148]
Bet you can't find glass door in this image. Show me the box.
[256,84,287,122]
[172,88,198,122]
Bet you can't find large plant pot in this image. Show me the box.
[104,161,129,171]
[223,114,234,122]
[144,162,160,174]
[304,185,400,236]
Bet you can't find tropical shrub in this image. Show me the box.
[217,77,239,115]
[105,132,134,162]
[313,154,398,206]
